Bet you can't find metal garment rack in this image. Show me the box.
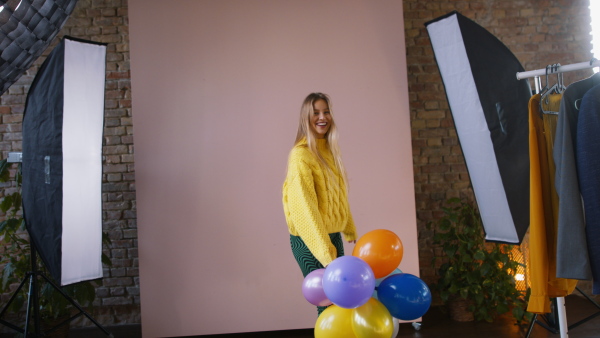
[516,59,600,80]
[517,60,600,338]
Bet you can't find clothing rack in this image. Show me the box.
[516,59,600,338]
[516,59,600,80]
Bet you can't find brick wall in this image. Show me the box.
[0,0,138,328]
[0,0,595,329]
[405,0,593,299]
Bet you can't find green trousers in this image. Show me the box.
[290,233,344,315]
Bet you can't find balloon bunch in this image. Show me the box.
[301,229,432,338]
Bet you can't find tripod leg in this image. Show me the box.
[39,274,113,337]
[525,313,537,338]
[0,272,32,335]
[0,272,31,319]
[24,273,33,337]
[30,243,41,337]
[23,247,42,337]
[576,286,600,310]
[568,287,600,330]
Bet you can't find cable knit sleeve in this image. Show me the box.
[286,158,338,266]
[343,209,357,242]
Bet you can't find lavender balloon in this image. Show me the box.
[323,256,375,309]
[302,269,332,307]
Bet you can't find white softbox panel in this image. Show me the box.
[22,36,107,285]
[426,12,531,244]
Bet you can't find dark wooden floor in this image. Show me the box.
[180,294,600,338]
[2,294,599,337]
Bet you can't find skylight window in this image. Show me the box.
[591,0,600,70]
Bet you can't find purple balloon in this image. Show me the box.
[302,269,332,307]
[323,256,375,309]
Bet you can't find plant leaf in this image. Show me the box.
[474,250,485,261]
[15,163,22,185]
[102,253,113,267]
[11,192,21,211]
[0,159,10,182]
[0,194,13,213]
[497,303,509,314]
[2,262,16,290]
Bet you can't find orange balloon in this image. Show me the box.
[352,229,403,279]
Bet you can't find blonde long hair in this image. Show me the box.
[294,92,348,188]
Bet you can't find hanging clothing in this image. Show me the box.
[527,94,578,314]
[576,83,600,294]
[541,94,561,226]
[553,74,600,280]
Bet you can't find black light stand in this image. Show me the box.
[0,240,113,337]
[525,289,600,337]
[525,298,560,337]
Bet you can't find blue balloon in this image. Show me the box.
[377,273,432,320]
[323,256,375,309]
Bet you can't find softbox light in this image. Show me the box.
[426,12,531,244]
[22,36,106,286]
[0,0,79,96]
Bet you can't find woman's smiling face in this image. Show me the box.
[310,99,331,139]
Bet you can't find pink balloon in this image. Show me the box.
[302,269,333,307]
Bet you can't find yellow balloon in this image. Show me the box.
[315,305,357,338]
[351,298,394,338]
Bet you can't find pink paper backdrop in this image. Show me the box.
[129,1,417,336]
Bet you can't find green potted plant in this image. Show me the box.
[0,159,111,336]
[428,197,530,324]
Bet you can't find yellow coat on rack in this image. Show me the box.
[527,93,577,314]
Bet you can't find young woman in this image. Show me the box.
[282,92,357,315]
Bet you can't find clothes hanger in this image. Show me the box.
[556,66,567,93]
[539,64,551,96]
[540,64,562,115]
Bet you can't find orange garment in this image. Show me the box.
[527,93,577,314]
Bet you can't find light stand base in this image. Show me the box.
[525,288,600,338]
[0,245,113,337]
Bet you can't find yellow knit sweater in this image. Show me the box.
[282,138,357,266]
